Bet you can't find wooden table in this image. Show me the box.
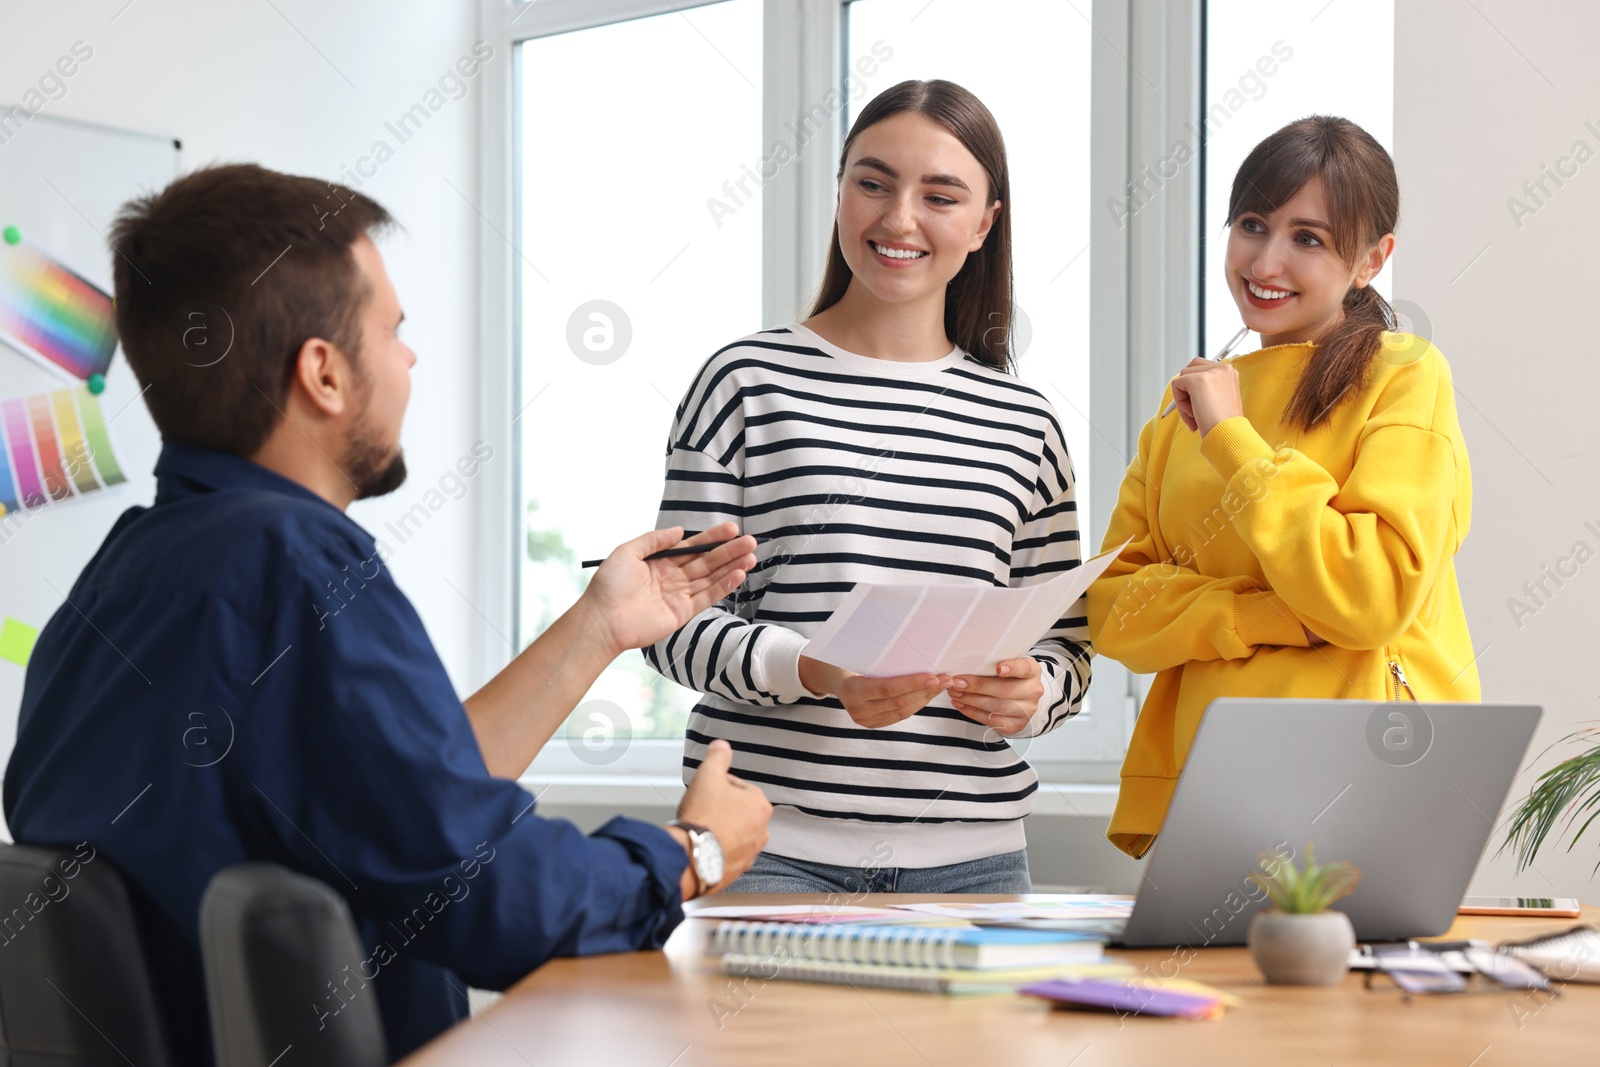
[399,896,1598,1066]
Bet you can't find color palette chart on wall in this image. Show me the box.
[0,385,125,515]
[0,235,119,382]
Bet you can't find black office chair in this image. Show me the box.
[200,863,387,1067]
[0,841,172,1066]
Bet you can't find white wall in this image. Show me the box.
[1,0,487,693]
[1396,1,1600,898]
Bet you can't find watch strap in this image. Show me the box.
[668,819,713,895]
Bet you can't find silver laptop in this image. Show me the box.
[1112,699,1542,948]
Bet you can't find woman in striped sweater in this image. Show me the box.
[645,80,1093,893]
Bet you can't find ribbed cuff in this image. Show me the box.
[1199,415,1276,482]
[756,625,811,702]
[1018,656,1064,738]
[1235,590,1311,647]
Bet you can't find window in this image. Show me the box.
[1201,0,1396,357]
[516,1,765,768]
[488,0,1138,779]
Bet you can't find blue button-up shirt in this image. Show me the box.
[5,442,687,1063]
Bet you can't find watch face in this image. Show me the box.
[696,830,725,889]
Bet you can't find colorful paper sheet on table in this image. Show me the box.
[0,385,126,514]
[689,904,917,924]
[1021,978,1225,1019]
[801,540,1130,678]
[0,237,120,382]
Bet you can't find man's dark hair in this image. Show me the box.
[109,163,395,456]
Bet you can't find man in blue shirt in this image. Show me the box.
[4,163,770,1063]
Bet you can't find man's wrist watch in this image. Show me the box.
[668,819,725,898]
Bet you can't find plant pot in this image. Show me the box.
[1247,909,1355,985]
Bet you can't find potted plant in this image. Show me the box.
[1502,726,1600,873]
[1245,842,1362,985]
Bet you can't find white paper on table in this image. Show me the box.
[800,540,1129,678]
[887,897,1135,921]
[687,904,910,922]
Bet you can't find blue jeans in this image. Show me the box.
[726,848,1031,894]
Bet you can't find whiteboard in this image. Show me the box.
[0,112,180,762]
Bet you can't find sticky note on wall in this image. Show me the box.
[0,617,39,666]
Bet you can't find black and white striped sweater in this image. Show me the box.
[644,324,1092,867]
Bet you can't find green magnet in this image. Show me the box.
[2,226,18,245]
[87,373,106,394]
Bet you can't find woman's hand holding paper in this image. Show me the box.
[799,656,953,729]
[950,656,1045,736]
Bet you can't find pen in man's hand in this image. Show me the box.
[581,541,732,569]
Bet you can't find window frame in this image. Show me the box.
[474,0,1203,781]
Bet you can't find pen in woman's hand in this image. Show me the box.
[581,541,731,569]
[1160,324,1251,418]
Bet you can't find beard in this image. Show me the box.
[345,413,408,500]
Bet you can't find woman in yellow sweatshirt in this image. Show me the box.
[1088,115,1478,858]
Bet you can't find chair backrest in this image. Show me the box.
[0,841,172,1067]
[199,863,387,1067]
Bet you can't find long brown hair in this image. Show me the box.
[1228,115,1398,430]
[808,80,1014,370]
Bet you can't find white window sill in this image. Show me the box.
[519,775,1121,818]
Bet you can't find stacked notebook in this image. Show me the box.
[707,920,1125,994]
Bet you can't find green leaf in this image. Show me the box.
[1499,731,1600,874]
[1247,840,1361,914]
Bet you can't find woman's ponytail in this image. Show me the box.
[1283,282,1393,431]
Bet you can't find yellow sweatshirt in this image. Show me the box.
[1088,333,1479,858]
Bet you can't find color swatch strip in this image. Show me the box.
[0,386,125,516]
[0,239,119,381]
[26,393,68,502]
[74,385,123,486]
[51,389,99,494]
[1,398,42,508]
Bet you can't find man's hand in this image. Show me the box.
[1169,357,1245,437]
[799,656,951,729]
[950,656,1044,737]
[464,525,754,779]
[671,739,771,899]
[581,523,757,656]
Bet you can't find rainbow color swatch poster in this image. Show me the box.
[0,385,125,515]
[0,238,119,382]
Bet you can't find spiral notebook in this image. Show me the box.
[708,921,1106,970]
[1499,924,1600,983]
